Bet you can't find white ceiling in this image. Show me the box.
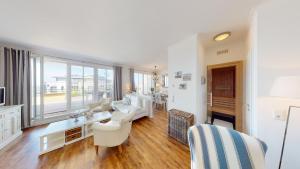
[0,0,264,70]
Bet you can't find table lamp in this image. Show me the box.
[270,76,300,169]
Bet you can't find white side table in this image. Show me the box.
[39,111,112,155]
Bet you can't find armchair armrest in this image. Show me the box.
[92,121,121,131]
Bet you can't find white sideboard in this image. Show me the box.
[0,105,23,150]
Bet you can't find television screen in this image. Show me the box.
[0,87,5,105]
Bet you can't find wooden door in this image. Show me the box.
[207,61,243,131]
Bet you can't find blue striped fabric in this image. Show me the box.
[188,124,267,169]
[197,125,211,169]
[210,125,228,169]
[188,127,196,164]
[258,139,268,154]
[228,129,253,169]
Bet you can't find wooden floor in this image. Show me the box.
[0,110,190,169]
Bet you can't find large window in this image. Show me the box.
[43,60,67,115]
[162,74,168,88]
[31,55,114,120]
[134,72,154,95]
[97,68,114,100]
[71,66,94,110]
[30,56,41,119]
[84,67,94,104]
[71,66,83,109]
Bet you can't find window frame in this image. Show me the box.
[97,67,114,100]
[134,71,154,95]
[30,54,114,121]
[162,74,168,88]
[43,58,68,116]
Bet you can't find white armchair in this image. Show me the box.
[92,110,137,153]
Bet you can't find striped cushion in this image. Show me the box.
[188,124,267,169]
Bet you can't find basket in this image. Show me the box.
[168,109,194,145]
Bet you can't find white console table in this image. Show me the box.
[39,111,112,155]
[0,105,23,150]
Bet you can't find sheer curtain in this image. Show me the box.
[129,68,135,92]
[3,47,31,129]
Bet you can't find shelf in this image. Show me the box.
[42,135,65,144]
[44,131,64,139]
[65,131,82,138]
[40,144,64,155]
[65,132,82,143]
[65,137,84,145]
[42,138,64,152]
[85,133,93,138]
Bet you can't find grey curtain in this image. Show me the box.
[129,68,135,92]
[113,66,122,100]
[4,47,31,129]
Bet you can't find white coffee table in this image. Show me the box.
[39,111,112,155]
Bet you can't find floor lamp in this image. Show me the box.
[270,76,300,169]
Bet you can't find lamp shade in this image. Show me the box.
[270,76,300,99]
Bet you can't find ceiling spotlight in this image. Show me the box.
[214,32,231,41]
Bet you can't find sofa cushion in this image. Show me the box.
[122,96,131,105]
[131,96,143,108]
[116,104,142,114]
[130,95,138,106]
[92,106,103,112]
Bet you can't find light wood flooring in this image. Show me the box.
[0,109,190,169]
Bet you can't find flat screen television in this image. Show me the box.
[0,87,5,106]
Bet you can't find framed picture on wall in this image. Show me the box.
[182,73,192,81]
[179,83,187,89]
[174,71,182,79]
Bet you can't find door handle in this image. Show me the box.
[210,93,213,107]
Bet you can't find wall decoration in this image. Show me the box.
[201,76,206,84]
[182,73,192,81]
[179,83,187,89]
[174,71,182,79]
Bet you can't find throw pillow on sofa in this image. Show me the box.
[123,96,131,105]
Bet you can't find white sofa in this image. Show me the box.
[111,94,153,120]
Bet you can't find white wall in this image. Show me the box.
[0,47,4,86]
[167,34,206,123]
[205,39,247,65]
[251,0,300,168]
[246,11,258,136]
[198,40,207,124]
